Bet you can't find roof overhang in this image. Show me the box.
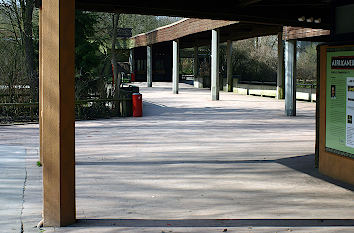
[74,0,333,29]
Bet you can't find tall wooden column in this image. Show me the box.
[41,0,76,226]
[39,7,43,164]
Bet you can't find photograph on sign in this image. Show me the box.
[346,77,354,148]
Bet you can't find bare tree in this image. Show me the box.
[111,13,120,99]
[20,0,36,101]
[0,0,36,101]
[0,40,25,102]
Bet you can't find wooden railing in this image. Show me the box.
[0,97,133,123]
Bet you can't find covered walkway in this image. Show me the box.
[5,83,354,232]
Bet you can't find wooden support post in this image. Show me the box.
[41,0,76,226]
[315,46,321,168]
[39,7,43,164]
[211,29,220,101]
[172,40,179,94]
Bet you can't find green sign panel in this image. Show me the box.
[326,47,354,158]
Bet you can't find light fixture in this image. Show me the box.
[306,17,314,23]
[314,18,321,23]
[298,16,306,22]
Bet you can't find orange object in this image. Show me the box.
[132,93,142,117]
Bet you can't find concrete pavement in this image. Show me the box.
[1,82,353,232]
[0,146,26,233]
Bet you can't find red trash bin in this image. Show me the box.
[132,93,142,117]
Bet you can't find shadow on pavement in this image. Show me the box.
[77,154,354,192]
[277,154,354,192]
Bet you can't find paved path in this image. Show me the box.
[0,146,27,233]
[1,82,353,232]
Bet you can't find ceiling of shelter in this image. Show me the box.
[130,17,330,48]
[179,22,282,48]
[76,0,333,29]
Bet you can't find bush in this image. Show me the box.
[296,42,318,84]
[75,102,112,120]
[230,36,277,83]
[0,104,38,123]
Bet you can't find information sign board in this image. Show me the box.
[326,47,354,158]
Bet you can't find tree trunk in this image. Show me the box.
[21,0,36,102]
[111,13,120,99]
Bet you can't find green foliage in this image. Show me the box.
[222,37,317,84]
[75,11,101,78]
[94,13,182,50]
[231,36,278,83]
[76,102,112,120]
[296,41,318,84]
[1,10,185,122]
[75,12,182,99]
[0,104,38,123]
[119,15,182,37]
[232,47,276,83]
[180,58,194,75]
[75,11,105,100]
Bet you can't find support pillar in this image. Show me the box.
[277,32,285,99]
[226,40,233,92]
[39,7,43,164]
[172,40,179,94]
[193,46,198,79]
[147,45,152,87]
[129,49,134,74]
[193,46,203,88]
[41,0,76,226]
[285,40,297,116]
[211,29,220,101]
